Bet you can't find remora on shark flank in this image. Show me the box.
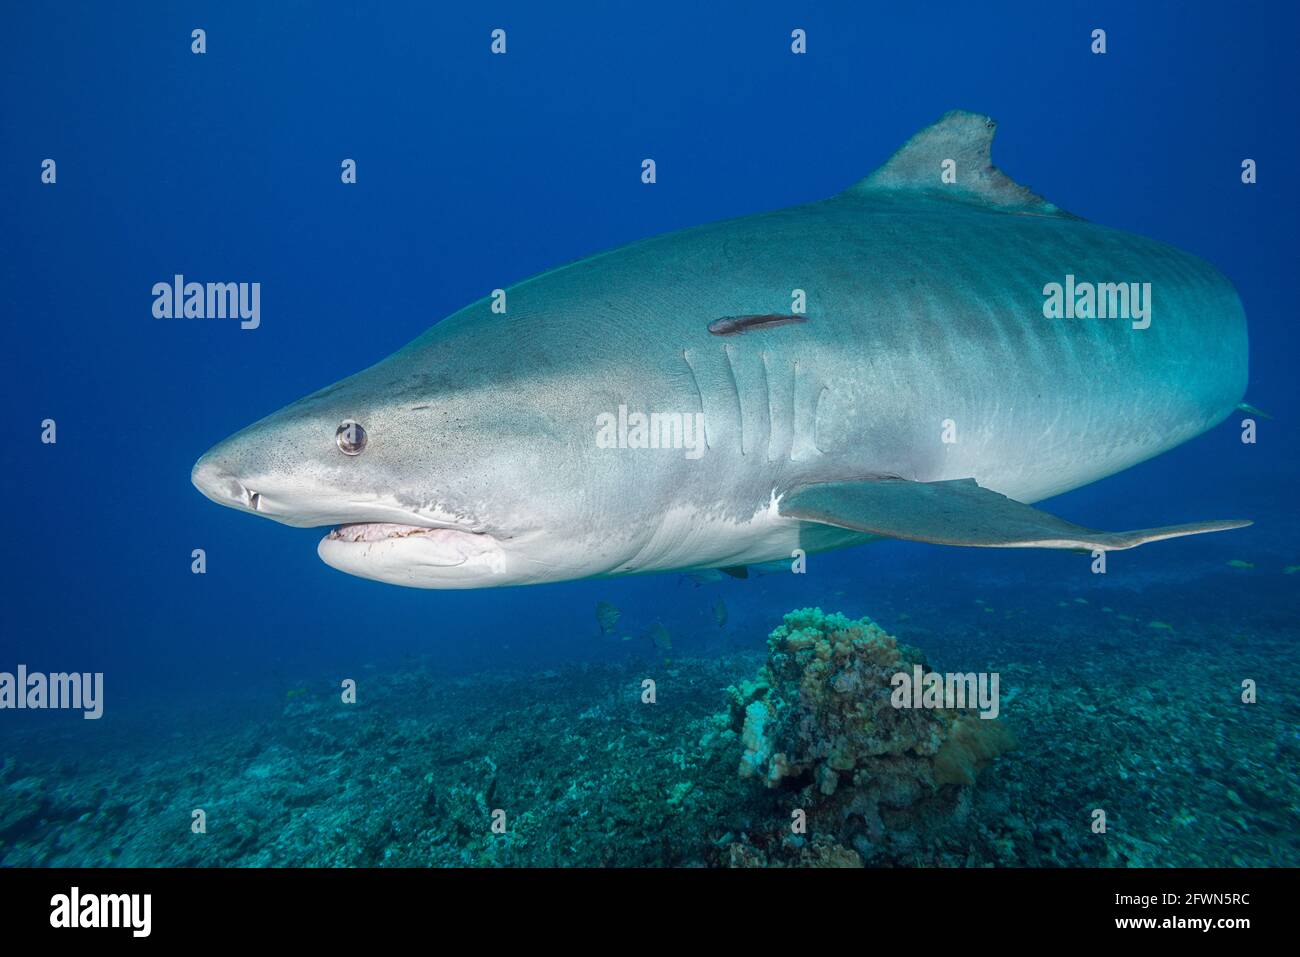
[193,111,1251,589]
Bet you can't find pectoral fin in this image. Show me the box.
[779,478,1251,551]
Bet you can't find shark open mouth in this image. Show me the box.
[325,522,476,544]
[318,522,508,586]
[323,522,497,564]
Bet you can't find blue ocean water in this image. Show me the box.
[1,2,1296,867]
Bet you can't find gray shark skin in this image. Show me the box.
[192,111,1250,588]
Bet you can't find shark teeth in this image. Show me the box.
[327,523,441,543]
[326,522,493,545]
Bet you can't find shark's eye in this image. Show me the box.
[336,420,367,456]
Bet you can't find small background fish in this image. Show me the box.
[596,601,621,636]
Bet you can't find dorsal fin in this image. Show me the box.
[845,110,1075,218]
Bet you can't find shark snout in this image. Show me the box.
[191,446,453,531]
[192,456,263,513]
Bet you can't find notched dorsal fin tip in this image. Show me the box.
[845,110,1077,219]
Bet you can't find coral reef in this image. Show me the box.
[721,608,1015,864]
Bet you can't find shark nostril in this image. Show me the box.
[249,492,261,511]
[219,477,245,502]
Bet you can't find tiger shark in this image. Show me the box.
[192,111,1251,589]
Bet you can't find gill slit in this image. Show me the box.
[681,348,710,449]
[759,351,775,462]
[812,384,829,454]
[722,343,745,456]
